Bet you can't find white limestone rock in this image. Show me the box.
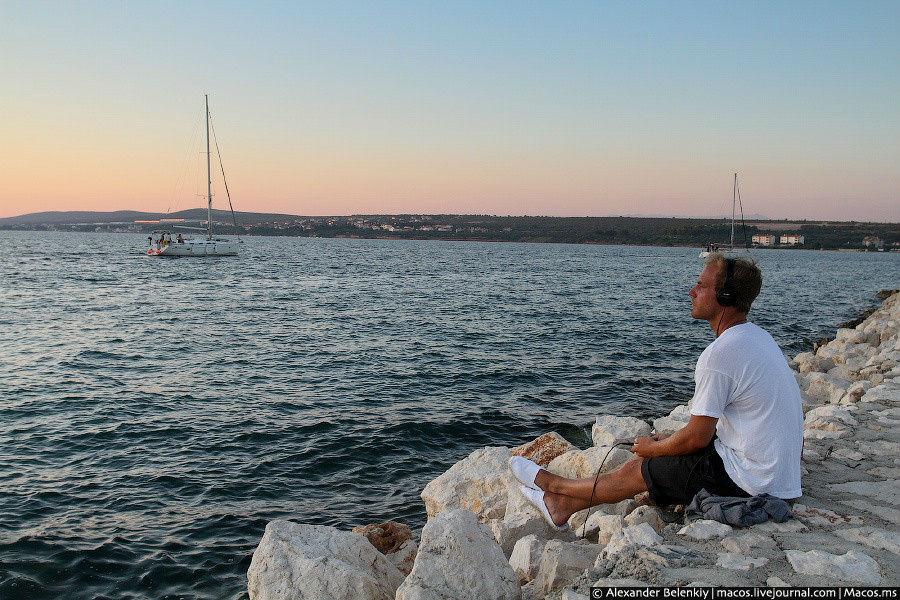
[801,446,825,463]
[591,415,651,447]
[678,519,733,541]
[828,479,900,499]
[589,514,624,546]
[830,447,865,462]
[612,497,640,517]
[652,417,686,435]
[420,446,510,522]
[804,373,851,406]
[836,328,869,344]
[531,539,603,596]
[861,383,900,404]
[395,509,519,600]
[720,532,777,554]
[794,351,835,374]
[488,511,548,558]
[716,552,769,570]
[805,405,858,427]
[785,549,882,585]
[509,534,545,583]
[546,446,632,480]
[624,505,664,533]
[504,478,538,520]
[827,364,856,381]
[767,576,790,587]
[653,405,690,434]
[817,341,848,362]
[247,520,405,600]
[752,519,807,533]
[843,383,872,405]
[389,540,418,577]
[835,527,900,555]
[804,427,850,440]
[566,508,592,533]
[603,523,662,558]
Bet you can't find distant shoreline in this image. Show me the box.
[3,228,898,253]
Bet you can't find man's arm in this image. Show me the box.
[631,415,718,458]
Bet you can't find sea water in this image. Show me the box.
[1,231,897,599]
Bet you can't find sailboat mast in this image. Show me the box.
[206,94,212,241]
[730,172,737,248]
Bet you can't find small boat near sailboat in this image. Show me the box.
[147,95,239,257]
[699,172,750,259]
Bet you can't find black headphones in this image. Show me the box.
[716,258,738,307]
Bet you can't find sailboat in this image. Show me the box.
[699,172,750,259]
[147,95,239,257]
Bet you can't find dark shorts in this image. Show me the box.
[640,439,750,506]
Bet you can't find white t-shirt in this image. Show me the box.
[690,322,803,499]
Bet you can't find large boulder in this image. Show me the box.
[509,534,545,583]
[512,432,577,467]
[602,523,662,558]
[488,511,548,558]
[590,514,624,546]
[624,506,664,533]
[592,416,651,447]
[804,405,857,439]
[678,519,733,541]
[421,446,510,522]
[530,539,603,597]
[804,373,851,406]
[794,352,836,374]
[836,328,869,344]
[247,520,405,600]
[395,509,520,600]
[653,405,690,435]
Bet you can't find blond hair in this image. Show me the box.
[704,253,762,314]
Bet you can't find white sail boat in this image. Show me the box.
[147,95,239,257]
[699,172,750,258]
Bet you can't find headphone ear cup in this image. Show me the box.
[716,258,738,307]
[716,288,737,306]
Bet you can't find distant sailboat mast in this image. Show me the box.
[205,94,213,241]
[731,172,737,249]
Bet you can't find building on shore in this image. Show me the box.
[752,233,776,246]
[780,234,805,245]
[863,235,884,248]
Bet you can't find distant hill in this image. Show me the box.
[0,209,301,225]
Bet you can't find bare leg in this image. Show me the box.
[534,455,648,526]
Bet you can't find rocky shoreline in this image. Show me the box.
[247,291,899,598]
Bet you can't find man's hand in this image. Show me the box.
[632,417,718,458]
[631,437,659,457]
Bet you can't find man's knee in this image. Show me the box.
[610,454,644,479]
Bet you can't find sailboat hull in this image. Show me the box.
[148,239,238,257]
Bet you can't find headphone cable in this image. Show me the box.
[580,441,633,539]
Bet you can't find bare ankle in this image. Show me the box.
[543,491,571,527]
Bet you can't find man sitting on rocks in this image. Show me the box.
[511,253,804,529]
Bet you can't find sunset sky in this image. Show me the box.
[1,1,898,221]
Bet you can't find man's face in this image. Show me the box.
[689,263,723,321]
